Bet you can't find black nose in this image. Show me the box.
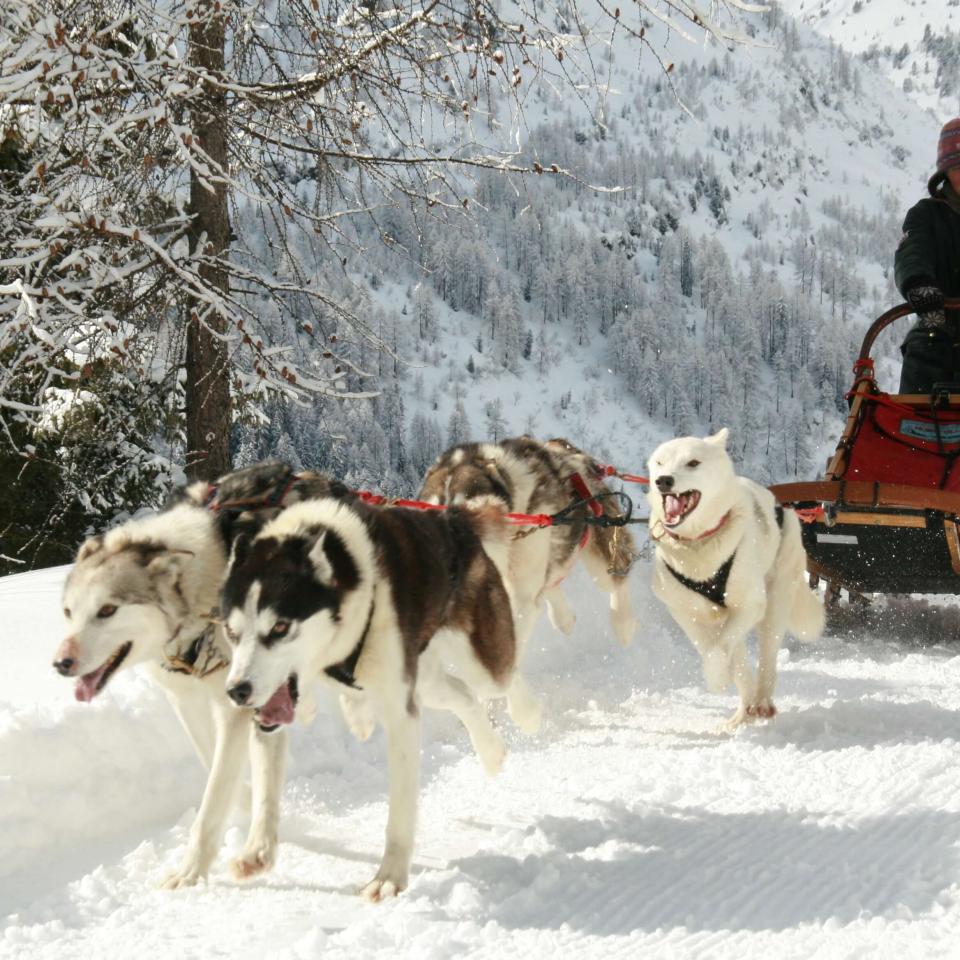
[53,658,76,677]
[655,475,675,493]
[228,681,252,706]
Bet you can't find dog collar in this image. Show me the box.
[324,600,374,690]
[654,509,732,543]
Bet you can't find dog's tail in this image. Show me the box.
[789,576,825,643]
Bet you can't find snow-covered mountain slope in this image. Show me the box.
[275,4,940,495]
[5,567,960,958]
[778,0,960,116]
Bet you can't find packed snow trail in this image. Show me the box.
[3,566,960,959]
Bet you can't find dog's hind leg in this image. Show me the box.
[231,726,288,881]
[580,548,637,647]
[609,577,638,647]
[508,533,551,652]
[162,705,250,889]
[544,585,577,636]
[421,669,506,776]
[362,702,421,902]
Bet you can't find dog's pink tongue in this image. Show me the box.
[258,682,295,726]
[75,666,107,703]
[664,494,684,522]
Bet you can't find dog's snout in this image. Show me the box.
[228,680,253,706]
[655,475,675,493]
[53,657,76,677]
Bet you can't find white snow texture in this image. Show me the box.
[3,561,960,959]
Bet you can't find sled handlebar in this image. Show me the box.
[859,299,960,361]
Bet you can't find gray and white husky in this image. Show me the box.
[646,429,825,727]
[418,436,638,655]
[219,496,539,900]
[53,463,345,887]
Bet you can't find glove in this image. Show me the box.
[907,284,946,329]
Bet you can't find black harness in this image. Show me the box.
[324,600,374,689]
[663,507,784,608]
[665,553,737,607]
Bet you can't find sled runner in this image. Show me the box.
[771,301,960,599]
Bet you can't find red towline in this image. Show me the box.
[354,489,557,528]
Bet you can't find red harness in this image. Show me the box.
[569,472,602,549]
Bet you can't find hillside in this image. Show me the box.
[780,0,960,116]
[249,2,938,494]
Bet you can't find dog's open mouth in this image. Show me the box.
[662,490,701,527]
[256,674,299,732]
[75,642,133,703]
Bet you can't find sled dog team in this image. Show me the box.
[53,430,824,899]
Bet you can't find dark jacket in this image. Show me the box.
[895,189,960,299]
[895,185,960,392]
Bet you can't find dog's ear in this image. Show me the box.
[308,531,335,585]
[146,548,193,581]
[229,532,252,571]
[77,535,104,562]
[707,427,730,448]
[308,529,359,591]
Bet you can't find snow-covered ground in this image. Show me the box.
[3,563,960,959]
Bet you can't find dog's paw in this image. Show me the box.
[746,700,777,720]
[614,616,637,648]
[340,693,377,742]
[230,835,277,881]
[361,874,406,902]
[508,693,542,736]
[161,863,207,890]
[723,704,754,732]
[477,733,507,778]
[547,603,577,636]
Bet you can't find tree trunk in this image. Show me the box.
[185,2,232,481]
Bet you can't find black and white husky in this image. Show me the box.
[418,437,638,654]
[53,463,345,886]
[219,496,538,900]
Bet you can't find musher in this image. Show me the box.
[896,117,960,393]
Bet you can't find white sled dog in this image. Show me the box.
[418,436,638,654]
[646,429,824,727]
[53,463,345,887]
[219,495,538,900]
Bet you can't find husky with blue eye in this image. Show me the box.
[219,495,538,901]
[646,429,825,728]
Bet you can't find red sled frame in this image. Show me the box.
[771,301,960,598]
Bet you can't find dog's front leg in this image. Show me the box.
[231,725,288,881]
[362,705,421,902]
[164,688,216,771]
[717,605,764,730]
[162,705,249,889]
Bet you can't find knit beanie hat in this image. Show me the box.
[929,117,960,194]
